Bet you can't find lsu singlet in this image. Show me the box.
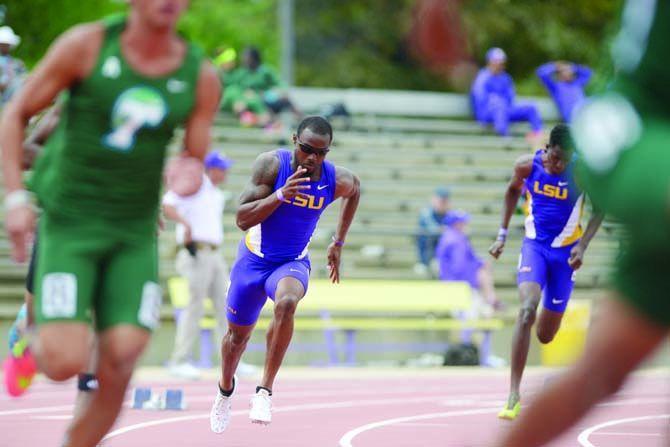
[243,149,337,262]
[524,149,584,248]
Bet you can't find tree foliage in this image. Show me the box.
[294,0,623,92]
[178,0,278,62]
[1,0,277,65]
[2,0,124,66]
[294,0,448,90]
[1,0,623,93]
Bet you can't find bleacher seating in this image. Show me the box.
[0,88,617,310]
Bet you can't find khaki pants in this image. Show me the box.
[170,247,229,364]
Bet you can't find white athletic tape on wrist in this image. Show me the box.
[497,228,508,241]
[276,189,286,202]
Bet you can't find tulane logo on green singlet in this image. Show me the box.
[103,86,168,151]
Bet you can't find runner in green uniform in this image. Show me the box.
[497,1,670,445]
[0,1,220,445]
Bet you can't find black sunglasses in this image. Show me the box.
[296,139,330,157]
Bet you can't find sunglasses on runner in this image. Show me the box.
[296,139,330,157]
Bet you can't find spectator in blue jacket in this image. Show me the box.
[471,48,543,138]
[537,61,592,122]
[436,210,501,366]
[436,210,497,308]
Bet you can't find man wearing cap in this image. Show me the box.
[415,186,451,276]
[436,210,500,364]
[537,60,592,123]
[437,211,496,303]
[163,151,234,380]
[471,47,543,139]
[0,26,25,104]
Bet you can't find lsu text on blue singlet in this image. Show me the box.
[524,149,584,247]
[244,149,337,261]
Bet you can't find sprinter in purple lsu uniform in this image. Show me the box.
[489,124,603,420]
[210,116,361,432]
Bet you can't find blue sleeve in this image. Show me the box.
[504,74,515,104]
[417,208,431,231]
[470,70,489,122]
[450,241,470,277]
[439,235,469,279]
[435,233,448,259]
[573,64,592,87]
[536,63,558,94]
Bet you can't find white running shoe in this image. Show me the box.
[249,388,272,425]
[210,377,236,434]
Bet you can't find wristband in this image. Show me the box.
[4,189,33,212]
[496,228,508,241]
[276,189,286,202]
[332,236,345,247]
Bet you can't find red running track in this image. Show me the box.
[1,367,668,446]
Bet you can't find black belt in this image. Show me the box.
[181,242,219,250]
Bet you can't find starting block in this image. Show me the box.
[131,387,187,410]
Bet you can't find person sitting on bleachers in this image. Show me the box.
[222,46,301,128]
[471,47,543,140]
[436,210,502,366]
[436,210,499,310]
[536,61,592,123]
[414,186,451,277]
[0,26,26,105]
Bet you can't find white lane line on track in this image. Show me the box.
[0,386,503,418]
[0,400,131,417]
[596,397,669,407]
[102,395,462,441]
[595,431,663,437]
[577,414,670,447]
[0,404,74,416]
[338,408,501,447]
[338,398,670,447]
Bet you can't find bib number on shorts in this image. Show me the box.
[42,273,77,318]
[138,282,162,330]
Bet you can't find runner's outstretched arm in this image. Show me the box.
[182,60,221,161]
[327,166,361,283]
[488,154,533,259]
[568,207,604,270]
[1,24,99,262]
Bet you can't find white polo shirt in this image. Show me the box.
[162,176,225,246]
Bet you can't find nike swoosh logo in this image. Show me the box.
[558,182,569,186]
[552,298,564,304]
[289,268,303,273]
[317,185,329,190]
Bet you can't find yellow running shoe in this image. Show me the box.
[497,401,521,420]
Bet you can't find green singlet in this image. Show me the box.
[31,16,204,331]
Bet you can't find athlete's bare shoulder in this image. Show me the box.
[513,153,534,179]
[238,151,281,205]
[52,21,106,79]
[254,150,281,183]
[334,165,360,199]
[6,21,106,117]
